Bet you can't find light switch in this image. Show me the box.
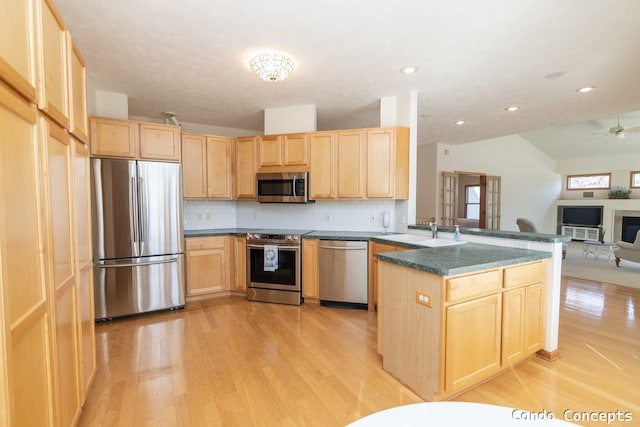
[416,291,432,308]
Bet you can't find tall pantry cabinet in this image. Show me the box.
[0,0,95,426]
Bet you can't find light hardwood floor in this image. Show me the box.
[78,277,639,427]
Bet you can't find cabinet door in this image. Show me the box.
[0,0,38,102]
[502,288,525,365]
[367,127,395,198]
[445,293,501,393]
[185,237,228,296]
[139,122,181,161]
[309,131,337,199]
[181,133,207,198]
[368,242,398,310]
[41,115,80,427]
[72,138,95,400]
[282,133,308,166]
[337,129,366,198]
[0,81,54,427]
[234,236,247,291]
[235,136,257,199]
[66,33,88,143]
[524,283,545,353]
[37,0,70,128]
[206,135,233,199]
[302,239,319,299]
[90,116,138,158]
[258,134,282,167]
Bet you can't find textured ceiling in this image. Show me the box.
[53,0,640,159]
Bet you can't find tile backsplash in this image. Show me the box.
[184,199,400,231]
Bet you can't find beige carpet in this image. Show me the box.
[562,241,640,290]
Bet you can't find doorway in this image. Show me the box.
[441,171,501,229]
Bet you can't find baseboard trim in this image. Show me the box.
[536,349,561,362]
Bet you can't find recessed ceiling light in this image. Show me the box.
[504,106,519,112]
[454,120,465,125]
[577,86,595,93]
[401,66,418,74]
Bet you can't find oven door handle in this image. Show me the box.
[246,243,299,250]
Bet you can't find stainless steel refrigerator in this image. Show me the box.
[91,158,185,320]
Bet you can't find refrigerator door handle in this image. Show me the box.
[130,176,139,245]
[95,257,178,268]
[138,176,146,247]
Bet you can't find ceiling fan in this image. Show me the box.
[592,115,640,140]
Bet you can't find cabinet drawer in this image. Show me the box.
[185,236,226,250]
[446,270,502,303]
[504,260,546,288]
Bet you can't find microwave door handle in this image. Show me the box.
[292,175,297,199]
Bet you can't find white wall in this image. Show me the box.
[264,104,316,134]
[416,143,438,221]
[427,134,561,233]
[556,152,640,200]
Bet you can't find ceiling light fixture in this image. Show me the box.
[616,132,626,140]
[401,66,418,74]
[454,120,465,125]
[577,86,595,93]
[163,111,180,126]
[249,52,295,82]
[504,106,519,112]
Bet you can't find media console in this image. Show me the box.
[561,225,599,241]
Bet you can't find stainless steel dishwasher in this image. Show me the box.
[319,240,368,309]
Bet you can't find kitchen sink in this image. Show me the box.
[377,234,466,247]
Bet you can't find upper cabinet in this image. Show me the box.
[37,0,70,129]
[181,132,233,199]
[89,116,181,162]
[258,132,308,171]
[0,0,39,102]
[66,33,88,143]
[308,126,409,200]
[235,136,258,199]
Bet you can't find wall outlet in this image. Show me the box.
[325,214,331,221]
[370,214,376,223]
[416,291,432,308]
[197,213,203,220]
[206,213,212,221]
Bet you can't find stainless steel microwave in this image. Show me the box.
[256,172,312,203]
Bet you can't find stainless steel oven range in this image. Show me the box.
[246,230,311,305]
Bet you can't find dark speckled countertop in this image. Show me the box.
[304,230,387,240]
[184,228,254,238]
[409,224,570,243]
[377,243,551,276]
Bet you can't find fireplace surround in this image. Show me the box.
[614,210,640,243]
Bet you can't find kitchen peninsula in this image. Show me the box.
[375,241,552,401]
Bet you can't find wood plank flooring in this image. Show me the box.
[78,277,640,427]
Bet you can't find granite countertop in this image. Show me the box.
[377,242,551,276]
[409,224,571,243]
[184,228,254,238]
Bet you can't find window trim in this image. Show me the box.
[566,173,611,191]
[631,171,640,189]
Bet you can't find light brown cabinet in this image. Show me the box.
[37,0,70,129]
[337,129,367,198]
[368,241,409,311]
[309,131,337,199]
[367,127,409,199]
[185,236,233,298]
[234,136,258,199]
[90,116,181,161]
[0,0,39,102]
[233,236,247,292]
[302,238,320,299]
[66,33,88,143]
[182,133,233,199]
[258,132,308,170]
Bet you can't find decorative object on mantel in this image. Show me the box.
[598,224,606,243]
[608,186,632,199]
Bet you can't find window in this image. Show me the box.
[631,171,640,188]
[566,173,611,190]
[465,185,480,219]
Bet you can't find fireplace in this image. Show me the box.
[622,216,640,243]
[614,210,640,243]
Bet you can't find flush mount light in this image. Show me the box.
[454,120,465,125]
[249,52,295,82]
[577,86,595,93]
[504,106,519,112]
[401,66,418,74]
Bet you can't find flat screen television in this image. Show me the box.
[560,206,603,227]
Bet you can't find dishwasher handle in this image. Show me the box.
[319,245,367,250]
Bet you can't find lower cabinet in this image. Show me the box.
[369,241,409,310]
[233,236,247,292]
[444,294,502,393]
[302,238,319,299]
[185,236,233,298]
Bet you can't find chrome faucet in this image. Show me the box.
[429,222,438,239]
